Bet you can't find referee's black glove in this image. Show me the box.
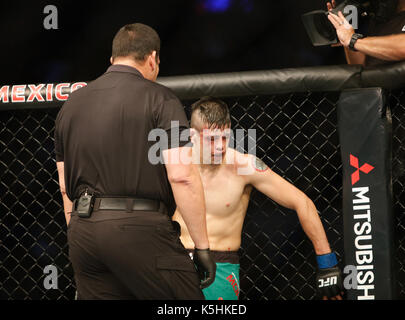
[315,252,344,299]
[193,248,217,289]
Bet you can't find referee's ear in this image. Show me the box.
[149,51,157,69]
[146,50,159,81]
[110,56,114,64]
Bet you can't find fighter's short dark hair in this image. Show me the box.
[112,23,160,62]
[190,97,231,130]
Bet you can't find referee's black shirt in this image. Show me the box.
[54,64,190,216]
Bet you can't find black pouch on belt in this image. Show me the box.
[76,194,95,218]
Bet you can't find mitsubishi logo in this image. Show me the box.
[350,154,374,185]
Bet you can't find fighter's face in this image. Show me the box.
[197,126,231,165]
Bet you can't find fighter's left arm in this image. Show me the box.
[243,155,331,255]
[243,155,344,299]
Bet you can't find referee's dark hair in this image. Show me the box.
[112,23,160,62]
[191,97,231,130]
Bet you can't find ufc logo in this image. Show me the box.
[318,276,337,288]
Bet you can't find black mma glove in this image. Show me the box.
[316,252,344,299]
[193,248,217,289]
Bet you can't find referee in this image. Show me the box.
[54,23,215,299]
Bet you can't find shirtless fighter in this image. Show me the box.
[172,97,344,300]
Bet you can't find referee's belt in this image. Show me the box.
[72,197,167,214]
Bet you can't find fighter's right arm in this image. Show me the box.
[163,147,209,250]
[164,147,216,288]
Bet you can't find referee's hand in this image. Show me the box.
[193,248,216,289]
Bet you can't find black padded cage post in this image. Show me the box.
[338,88,395,299]
[1,62,405,300]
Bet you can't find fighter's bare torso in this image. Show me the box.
[172,149,252,251]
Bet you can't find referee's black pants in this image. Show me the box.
[67,209,204,300]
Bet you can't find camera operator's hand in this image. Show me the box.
[328,11,355,47]
[327,0,343,46]
[327,0,367,64]
[326,0,336,11]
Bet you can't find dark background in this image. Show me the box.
[0,0,347,85]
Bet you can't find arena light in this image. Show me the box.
[201,0,232,13]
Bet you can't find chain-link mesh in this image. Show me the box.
[0,90,404,300]
[389,89,405,299]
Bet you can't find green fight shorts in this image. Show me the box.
[188,250,240,300]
